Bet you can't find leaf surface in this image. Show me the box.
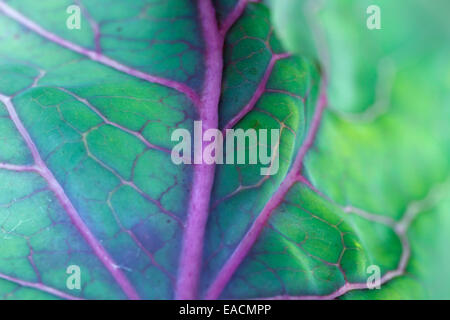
[261,0,450,299]
[0,0,448,300]
[0,0,322,299]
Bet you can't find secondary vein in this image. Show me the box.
[205,81,328,299]
[0,272,83,300]
[175,0,223,300]
[0,1,201,108]
[0,94,140,300]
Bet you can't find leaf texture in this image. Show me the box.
[0,0,448,300]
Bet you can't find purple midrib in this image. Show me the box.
[0,0,246,300]
[175,0,224,300]
[0,0,327,300]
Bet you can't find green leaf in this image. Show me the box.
[0,0,448,301]
[267,0,450,113]
[257,0,450,299]
[0,0,322,300]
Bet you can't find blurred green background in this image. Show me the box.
[266,0,450,299]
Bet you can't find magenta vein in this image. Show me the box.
[220,0,260,36]
[74,0,101,53]
[0,94,140,300]
[0,272,83,300]
[175,0,224,300]
[0,1,201,108]
[56,87,171,154]
[205,82,328,299]
[0,163,36,172]
[222,53,291,131]
[251,171,450,300]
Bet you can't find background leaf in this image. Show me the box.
[264,0,450,299]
